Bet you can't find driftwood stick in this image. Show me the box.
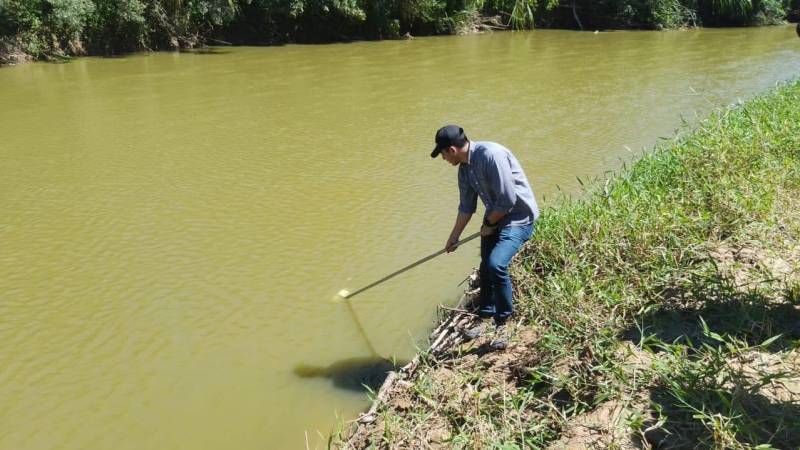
[357,371,399,423]
[427,330,451,356]
[438,305,477,315]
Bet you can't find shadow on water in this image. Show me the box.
[291,300,407,393]
[91,47,232,60]
[293,356,408,392]
[180,47,232,56]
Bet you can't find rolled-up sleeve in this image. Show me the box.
[458,169,478,214]
[486,154,517,212]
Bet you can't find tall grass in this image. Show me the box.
[509,79,800,446]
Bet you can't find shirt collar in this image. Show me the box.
[465,141,474,165]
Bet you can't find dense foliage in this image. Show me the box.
[0,0,795,61]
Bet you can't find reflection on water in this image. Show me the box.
[181,47,233,55]
[344,300,381,358]
[293,356,408,392]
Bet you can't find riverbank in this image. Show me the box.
[336,80,800,448]
[1,0,797,65]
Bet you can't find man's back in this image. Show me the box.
[457,141,539,228]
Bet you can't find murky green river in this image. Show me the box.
[1,25,799,450]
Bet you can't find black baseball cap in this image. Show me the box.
[430,125,467,158]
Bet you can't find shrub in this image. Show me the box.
[0,0,93,56]
[752,0,788,23]
[146,0,237,48]
[482,0,559,29]
[85,0,145,53]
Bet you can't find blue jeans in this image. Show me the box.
[478,223,533,325]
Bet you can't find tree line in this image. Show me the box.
[1,0,798,62]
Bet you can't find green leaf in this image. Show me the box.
[760,334,782,348]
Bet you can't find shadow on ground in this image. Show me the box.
[620,271,800,447]
[622,272,800,352]
[293,356,408,392]
[645,382,800,448]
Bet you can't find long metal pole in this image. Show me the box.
[343,231,481,300]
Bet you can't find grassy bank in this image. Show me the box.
[338,80,800,449]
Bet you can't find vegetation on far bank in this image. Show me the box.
[338,80,800,449]
[1,0,799,64]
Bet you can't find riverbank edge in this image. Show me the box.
[336,80,800,448]
[2,21,797,68]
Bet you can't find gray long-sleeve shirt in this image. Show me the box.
[457,141,539,227]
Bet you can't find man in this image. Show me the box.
[431,125,539,350]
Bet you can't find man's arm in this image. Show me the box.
[484,210,506,226]
[480,209,506,236]
[448,167,478,252]
[445,211,472,252]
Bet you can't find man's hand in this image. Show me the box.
[446,211,473,253]
[445,236,460,253]
[480,224,497,237]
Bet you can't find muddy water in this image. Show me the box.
[1,25,799,450]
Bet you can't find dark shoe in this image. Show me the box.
[463,321,490,340]
[477,310,495,319]
[489,324,509,350]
